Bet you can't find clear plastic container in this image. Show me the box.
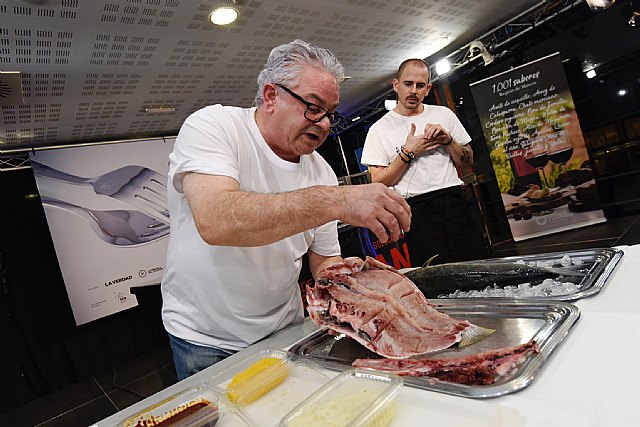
[280,369,403,427]
[118,382,254,427]
[210,348,331,427]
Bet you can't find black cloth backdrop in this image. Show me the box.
[0,169,168,413]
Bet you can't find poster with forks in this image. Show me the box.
[30,137,175,325]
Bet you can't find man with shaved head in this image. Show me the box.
[361,58,489,265]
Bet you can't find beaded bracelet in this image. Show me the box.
[400,146,415,161]
[398,151,411,163]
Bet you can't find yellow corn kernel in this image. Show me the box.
[226,357,288,405]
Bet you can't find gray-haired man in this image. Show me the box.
[162,39,412,379]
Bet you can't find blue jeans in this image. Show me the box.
[168,333,234,381]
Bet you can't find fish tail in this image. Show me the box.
[459,325,496,347]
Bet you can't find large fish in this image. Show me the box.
[306,257,495,359]
[403,261,586,299]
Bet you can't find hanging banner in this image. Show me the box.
[30,138,174,325]
[470,53,605,241]
[357,228,413,270]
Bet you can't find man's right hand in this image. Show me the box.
[337,183,411,243]
[404,123,443,156]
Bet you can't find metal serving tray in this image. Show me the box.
[289,300,580,399]
[426,248,623,301]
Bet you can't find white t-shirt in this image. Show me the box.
[360,105,471,198]
[162,105,341,352]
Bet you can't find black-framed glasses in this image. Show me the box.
[275,83,344,128]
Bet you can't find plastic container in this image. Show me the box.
[118,383,254,427]
[210,348,331,427]
[223,349,290,406]
[280,369,403,427]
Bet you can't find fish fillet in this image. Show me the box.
[353,340,540,385]
[307,257,494,359]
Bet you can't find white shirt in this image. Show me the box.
[162,105,341,352]
[360,105,471,198]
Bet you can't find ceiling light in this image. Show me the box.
[144,105,175,113]
[351,116,361,122]
[585,0,616,12]
[435,58,451,76]
[617,89,627,96]
[585,69,597,79]
[209,7,238,25]
[384,99,397,110]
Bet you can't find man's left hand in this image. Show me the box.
[423,123,452,146]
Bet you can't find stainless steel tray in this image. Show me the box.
[290,300,580,399]
[428,248,623,301]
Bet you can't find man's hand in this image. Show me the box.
[337,183,411,243]
[403,123,451,156]
[423,123,452,145]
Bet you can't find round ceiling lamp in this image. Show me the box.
[210,7,238,26]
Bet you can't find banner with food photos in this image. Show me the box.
[470,52,605,241]
[30,138,174,325]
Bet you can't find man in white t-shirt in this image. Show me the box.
[162,40,412,380]
[361,58,488,265]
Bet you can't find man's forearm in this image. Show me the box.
[370,153,410,186]
[448,141,474,168]
[185,172,412,246]
[192,185,344,247]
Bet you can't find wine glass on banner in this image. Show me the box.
[523,128,549,189]
[547,124,574,176]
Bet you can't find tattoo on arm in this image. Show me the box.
[460,145,472,164]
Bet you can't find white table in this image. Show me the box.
[95,245,640,427]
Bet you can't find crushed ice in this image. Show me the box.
[442,255,584,298]
[443,280,581,298]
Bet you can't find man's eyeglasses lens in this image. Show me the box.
[276,84,344,128]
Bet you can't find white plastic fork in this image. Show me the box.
[32,161,169,224]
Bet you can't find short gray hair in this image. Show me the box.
[254,39,345,106]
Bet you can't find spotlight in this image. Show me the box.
[618,89,627,96]
[209,7,238,25]
[585,0,616,12]
[469,41,494,66]
[585,69,597,79]
[435,58,451,76]
[384,99,397,110]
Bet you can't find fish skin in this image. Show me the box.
[403,262,584,298]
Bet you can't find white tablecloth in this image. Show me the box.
[389,244,640,426]
[96,245,640,427]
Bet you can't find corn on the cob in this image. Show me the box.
[226,357,288,405]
